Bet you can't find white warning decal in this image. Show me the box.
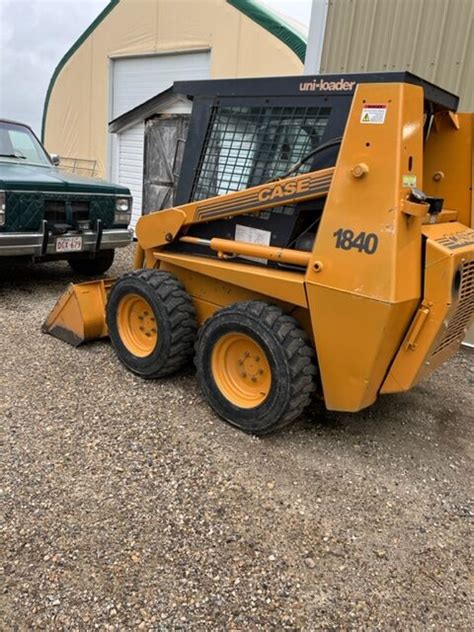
[235,224,271,263]
[361,104,387,124]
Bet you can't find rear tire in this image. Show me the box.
[195,301,317,435]
[107,269,197,378]
[68,249,114,276]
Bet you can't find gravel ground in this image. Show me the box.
[1,247,473,630]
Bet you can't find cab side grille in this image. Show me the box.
[432,260,474,356]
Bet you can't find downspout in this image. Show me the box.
[304,0,329,73]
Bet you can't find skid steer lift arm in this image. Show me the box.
[135,167,334,251]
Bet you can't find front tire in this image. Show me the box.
[68,249,114,276]
[107,269,197,378]
[195,301,317,435]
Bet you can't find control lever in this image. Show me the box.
[409,188,443,224]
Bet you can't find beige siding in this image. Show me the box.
[320,0,473,111]
[44,0,303,176]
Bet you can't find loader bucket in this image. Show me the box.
[42,278,115,346]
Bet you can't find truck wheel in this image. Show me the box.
[68,249,115,276]
[107,269,197,378]
[195,301,316,435]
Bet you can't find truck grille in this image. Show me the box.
[71,201,89,221]
[44,199,90,225]
[432,260,474,356]
[44,200,66,223]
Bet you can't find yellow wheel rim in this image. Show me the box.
[211,333,271,408]
[117,294,158,357]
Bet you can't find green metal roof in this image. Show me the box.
[227,0,307,62]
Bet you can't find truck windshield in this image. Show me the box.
[0,121,52,166]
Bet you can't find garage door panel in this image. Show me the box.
[117,124,144,230]
[111,51,210,232]
[112,51,211,119]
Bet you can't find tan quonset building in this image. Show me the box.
[42,0,306,184]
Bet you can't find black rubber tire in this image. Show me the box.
[195,301,317,435]
[68,249,115,276]
[107,269,197,378]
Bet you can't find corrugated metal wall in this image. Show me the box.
[320,0,473,111]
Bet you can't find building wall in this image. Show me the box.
[320,0,474,111]
[43,0,304,176]
[318,0,474,347]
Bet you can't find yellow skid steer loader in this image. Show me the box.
[44,73,474,434]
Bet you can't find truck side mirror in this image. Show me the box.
[50,154,60,166]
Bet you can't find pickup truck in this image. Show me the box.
[0,119,132,275]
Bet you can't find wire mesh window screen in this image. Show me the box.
[191,105,331,201]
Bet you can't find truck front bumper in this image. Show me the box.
[0,220,132,257]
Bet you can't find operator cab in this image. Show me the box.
[162,73,459,266]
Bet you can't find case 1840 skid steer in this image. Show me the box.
[44,73,474,435]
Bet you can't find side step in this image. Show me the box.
[42,278,115,346]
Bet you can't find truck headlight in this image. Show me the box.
[114,196,132,224]
[0,191,5,226]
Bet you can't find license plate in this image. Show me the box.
[55,236,83,253]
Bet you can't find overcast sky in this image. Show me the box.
[0,0,312,137]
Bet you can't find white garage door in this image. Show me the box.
[115,123,145,230]
[110,51,210,230]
